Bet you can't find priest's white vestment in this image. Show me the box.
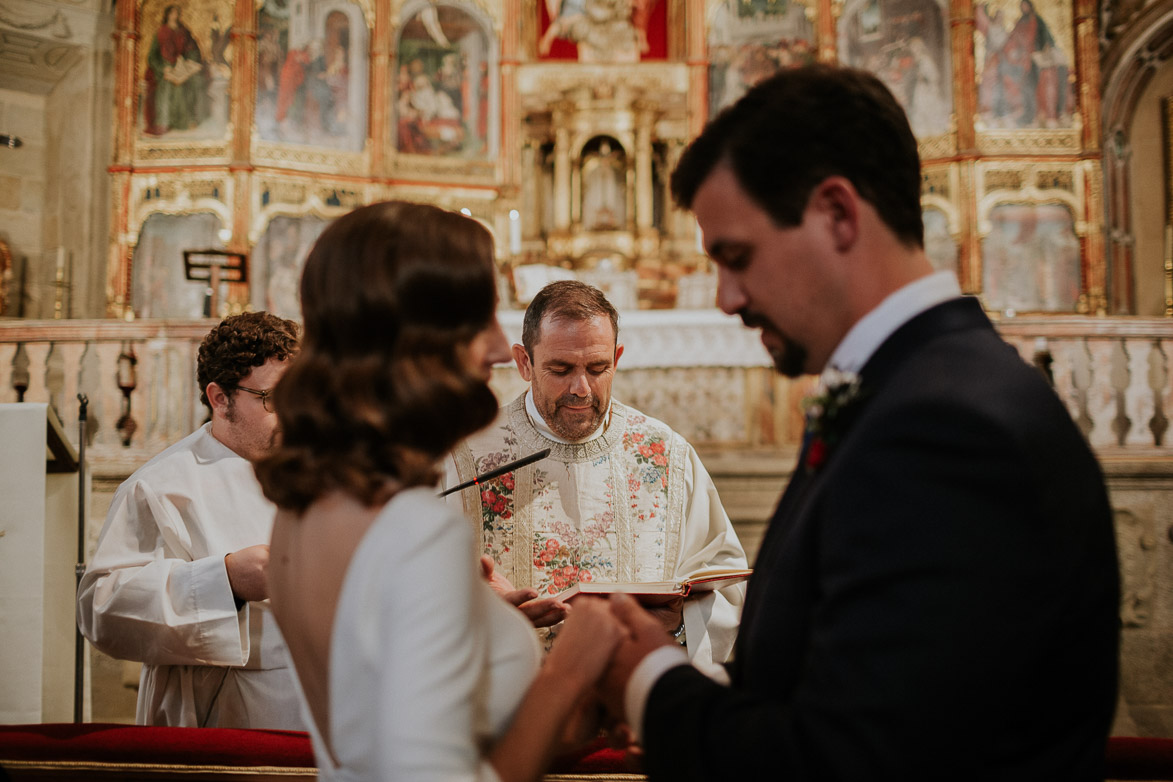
[448,393,747,667]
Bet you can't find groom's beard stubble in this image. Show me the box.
[740,308,808,378]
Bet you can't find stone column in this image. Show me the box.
[635,106,654,231]
[554,117,572,231]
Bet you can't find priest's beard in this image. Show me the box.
[542,393,606,441]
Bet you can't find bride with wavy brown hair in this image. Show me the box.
[256,201,623,782]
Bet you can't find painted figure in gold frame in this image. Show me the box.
[140,0,230,139]
[975,0,1074,129]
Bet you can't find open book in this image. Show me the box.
[554,567,752,603]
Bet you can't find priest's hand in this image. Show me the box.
[481,554,569,627]
[641,595,685,638]
[225,544,269,604]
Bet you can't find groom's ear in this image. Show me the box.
[810,176,860,253]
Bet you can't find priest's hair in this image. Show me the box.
[255,201,500,512]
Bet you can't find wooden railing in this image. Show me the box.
[3,315,1173,467]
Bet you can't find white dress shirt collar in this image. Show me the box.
[524,388,611,444]
[825,270,961,374]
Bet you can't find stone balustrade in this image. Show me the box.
[3,313,1173,461]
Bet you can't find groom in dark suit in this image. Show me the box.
[598,64,1120,780]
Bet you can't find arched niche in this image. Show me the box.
[981,201,1081,313]
[131,212,227,319]
[1101,0,1173,314]
[580,136,628,231]
[250,214,331,320]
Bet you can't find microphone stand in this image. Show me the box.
[74,393,88,723]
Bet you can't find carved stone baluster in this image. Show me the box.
[1085,339,1119,448]
[1109,339,1132,446]
[1068,337,1095,441]
[44,342,65,418]
[10,343,30,402]
[115,342,138,447]
[1150,340,1170,447]
[1120,338,1152,446]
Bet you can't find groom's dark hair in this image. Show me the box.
[671,64,924,249]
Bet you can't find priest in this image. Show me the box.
[446,280,747,667]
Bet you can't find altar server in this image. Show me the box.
[78,311,303,729]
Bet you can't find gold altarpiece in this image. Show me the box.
[105,0,1106,318]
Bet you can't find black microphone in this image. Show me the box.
[439,448,551,497]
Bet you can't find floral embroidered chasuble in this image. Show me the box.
[449,394,747,666]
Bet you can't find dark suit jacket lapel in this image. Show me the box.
[858,296,993,395]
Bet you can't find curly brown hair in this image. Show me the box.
[254,201,501,513]
[196,311,300,410]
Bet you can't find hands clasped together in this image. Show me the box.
[481,555,686,744]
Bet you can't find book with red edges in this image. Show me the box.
[554,567,752,603]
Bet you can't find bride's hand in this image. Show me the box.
[545,597,627,690]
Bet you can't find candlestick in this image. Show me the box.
[509,209,521,256]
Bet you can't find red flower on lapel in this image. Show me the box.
[801,369,863,474]
[805,437,828,471]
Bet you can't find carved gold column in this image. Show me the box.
[1075,0,1106,312]
[107,0,138,316]
[370,0,391,175]
[951,0,980,295]
[685,0,706,137]
[501,0,522,188]
[522,139,539,241]
[553,109,572,231]
[225,0,258,309]
[819,0,838,62]
[951,0,976,153]
[959,160,981,294]
[635,104,654,232]
[229,0,256,170]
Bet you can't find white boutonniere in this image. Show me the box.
[800,368,864,472]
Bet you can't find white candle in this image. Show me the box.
[509,209,521,256]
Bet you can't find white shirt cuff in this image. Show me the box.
[624,644,689,742]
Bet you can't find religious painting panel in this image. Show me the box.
[395,2,498,159]
[706,0,816,118]
[138,0,233,140]
[923,207,959,277]
[131,212,224,318]
[538,0,667,61]
[974,0,1075,130]
[981,202,1081,313]
[251,215,330,319]
[837,0,953,140]
[256,0,370,151]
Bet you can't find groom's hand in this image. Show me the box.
[599,593,678,723]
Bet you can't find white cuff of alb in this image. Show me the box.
[624,644,690,743]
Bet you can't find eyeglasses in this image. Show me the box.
[235,385,275,412]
